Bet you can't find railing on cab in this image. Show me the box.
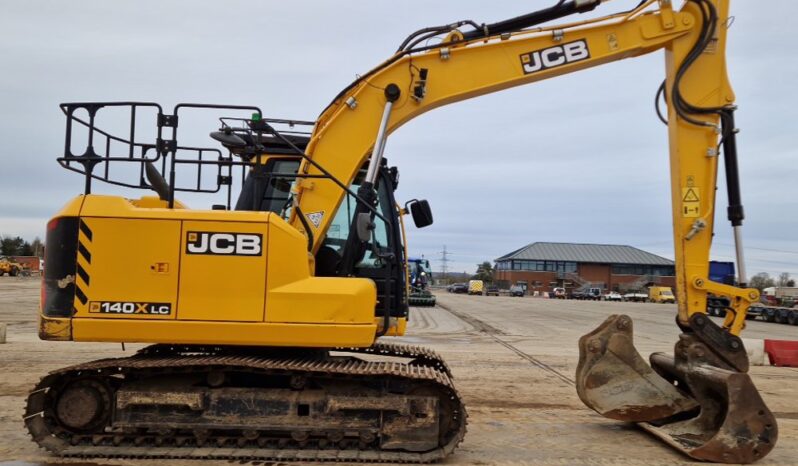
[60,102,315,211]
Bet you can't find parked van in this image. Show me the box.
[649,286,675,304]
[468,280,484,295]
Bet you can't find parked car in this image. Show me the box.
[603,291,622,301]
[448,283,468,294]
[623,292,648,302]
[572,287,601,300]
[552,287,567,299]
[485,285,500,296]
[509,285,525,297]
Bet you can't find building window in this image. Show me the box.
[611,264,675,276]
[502,260,578,273]
[565,262,577,273]
[653,266,675,276]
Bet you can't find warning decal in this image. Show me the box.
[682,188,700,203]
[306,211,324,229]
[682,187,700,217]
[683,205,700,217]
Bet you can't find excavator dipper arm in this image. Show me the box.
[288,0,775,462]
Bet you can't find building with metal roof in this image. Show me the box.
[494,242,675,295]
[496,242,674,265]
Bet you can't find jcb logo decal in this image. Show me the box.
[186,231,262,256]
[520,39,590,74]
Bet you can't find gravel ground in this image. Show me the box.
[1,277,797,465]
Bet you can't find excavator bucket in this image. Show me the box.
[576,314,777,463]
[576,315,698,421]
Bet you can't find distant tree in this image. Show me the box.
[472,261,494,282]
[789,279,796,287]
[776,272,793,287]
[20,240,34,256]
[749,272,775,292]
[30,237,44,258]
[0,236,25,256]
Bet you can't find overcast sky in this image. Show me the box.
[1,1,796,276]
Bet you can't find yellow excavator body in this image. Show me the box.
[41,194,381,347]
[28,0,777,463]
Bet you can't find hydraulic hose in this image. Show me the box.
[461,0,600,40]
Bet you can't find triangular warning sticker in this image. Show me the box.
[682,188,699,202]
[306,211,324,228]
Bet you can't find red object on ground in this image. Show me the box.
[764,340,798,367]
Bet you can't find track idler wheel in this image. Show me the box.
[55,378,113,432]
[576,314,778,463]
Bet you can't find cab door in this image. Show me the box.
[320,168,406,317]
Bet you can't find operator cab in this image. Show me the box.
[234,157,301,212]
[315,158,412,322]
[316,160,401,277]
[230,143,308,214]
[210,127,310,215]
[209,112,434,323]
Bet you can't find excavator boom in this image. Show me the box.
[286,0,775,461]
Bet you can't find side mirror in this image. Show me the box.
[408,199,433,228]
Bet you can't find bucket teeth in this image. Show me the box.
[576,314,778,464]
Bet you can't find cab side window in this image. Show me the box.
[355,178,391,269]
[235,159,300,214]
[320,172,393,270]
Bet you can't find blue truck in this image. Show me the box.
[709,261,736,285]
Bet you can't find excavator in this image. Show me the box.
[26,0,777,463]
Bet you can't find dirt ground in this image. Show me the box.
[1,276,797,465]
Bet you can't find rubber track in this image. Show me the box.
[134,341,453,378]
[24,346,466,463]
